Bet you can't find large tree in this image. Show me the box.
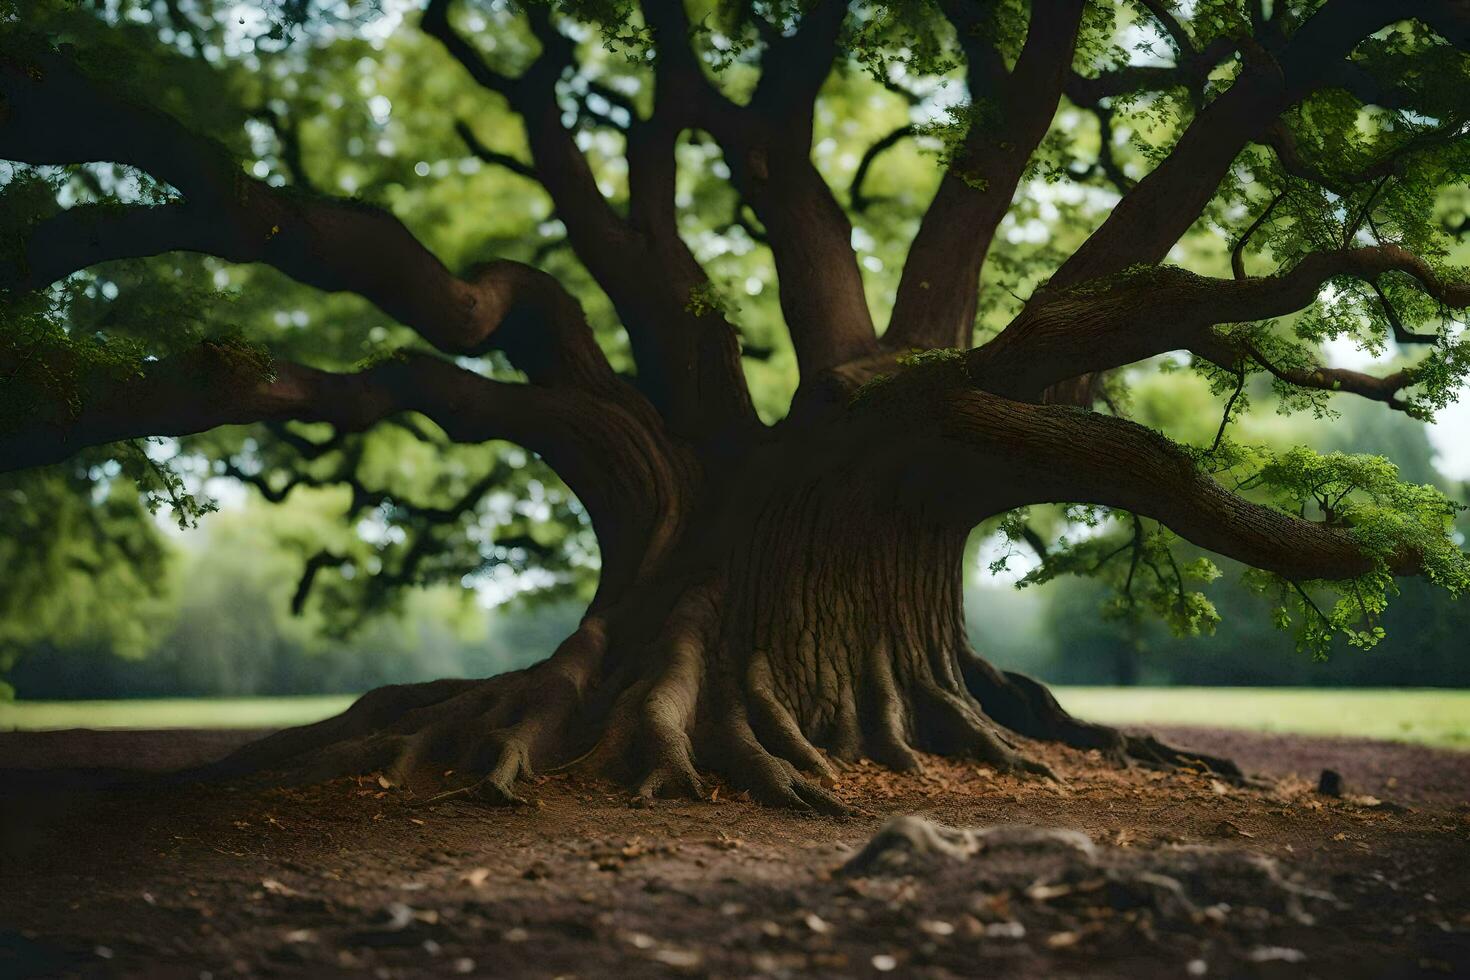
[3,0,1470,811]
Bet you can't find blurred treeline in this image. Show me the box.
[972,571,1470,688]
[3,494,585,699]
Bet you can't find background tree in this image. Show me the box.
[3,0,1470,810]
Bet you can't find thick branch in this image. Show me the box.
[886,0,1085,352]
[424,0,757,438]
[1051,0,1407,291]
[930,390,1420,581]
[0,343,692,596]
[0,349,585,475]
[688,0,881,376]
[748,0,848,141]
[0,49,616,392]
[969,245,1468,403]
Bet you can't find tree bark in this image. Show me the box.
[210,407,1241,811]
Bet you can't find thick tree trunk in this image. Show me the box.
[213,464,1239,811]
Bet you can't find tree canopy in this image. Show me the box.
[4,0,1470,676]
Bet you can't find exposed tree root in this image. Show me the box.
[207,618,609,804]
[208,579,1246,811]
[959,650,1246,782]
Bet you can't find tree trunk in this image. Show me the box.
[213,452,1241,812]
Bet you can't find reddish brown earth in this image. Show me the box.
[2,725,1467,979]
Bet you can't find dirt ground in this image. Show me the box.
[1,725,1467,979]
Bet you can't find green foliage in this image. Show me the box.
[122,440,220,531]
[894,346,966,369]
[684,279,740,318]
[1005,510,1224,641]
[1235,447,1470,658]
[0,461,176,674]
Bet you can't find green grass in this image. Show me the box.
[0,695,357,732]
[1,688,1466,748]
[1054,687,1470,749]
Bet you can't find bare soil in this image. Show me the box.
[1,725,1467,979]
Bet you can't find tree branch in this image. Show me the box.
[931,390,1422,581]
[686,0,882,377]
[0,48,618,392]
[969,245,1469,402]
[0,340,692,595]
[849,124,915,214]
[1070,103,1135,195]
[1051,0,1408,292]
[454,120,538,180]
[0,348,588,475]
[886,0,1086,352]
[1063,36,1237,108]
[424,0,758,438]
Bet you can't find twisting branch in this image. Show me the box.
[1231,189,1285,280]
[1071,103,1135,195]
[0,47,618,392]
[1051,1,1407,292]
[1368,279,1438,345]
[270,459,511,616]
[226,432,510,528]
[292,551,351,615]
[1233,339,1417,413]
[454,120,538,180]
[885,0,1087,353]
[930,390,1422,581]
[423,0,758,438]
[265,422,346,461]
[849,124,915,214]
[969,244,1469,404]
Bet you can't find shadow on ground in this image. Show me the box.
[1,725,1467,978]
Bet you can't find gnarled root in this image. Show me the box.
[959,650,1245,783]
[206,618,609,803]
[583,585,850,814]
[203,588,1239,812]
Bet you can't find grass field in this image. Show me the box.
[2,688,1467,748]
[1054,687,1470,749]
